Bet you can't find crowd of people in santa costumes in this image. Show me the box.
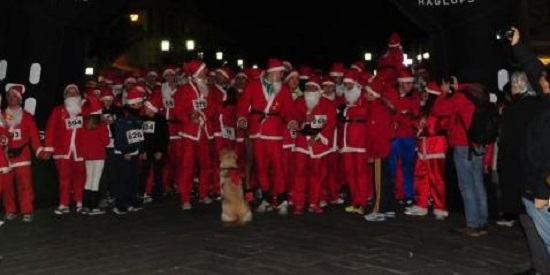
[0,31,509,239]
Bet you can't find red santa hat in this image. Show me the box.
[365,79,383,98]
[185,60,207,77]
[144,97,162,113]
[147,70,159,78]
[235,71,248,79]
[216,67,235,81]
[388,32,402,48]
[83,96,103,115]
[397,68,414,83]
[329,62,345,77]
[100,88,114,101]
[343,69,359,84]
[321,75,335,86]
[284,70,299,82]
[5,83,25,99]
[426,82,442,95]
[266,58,286,73]
[282,60,293,71]
[126,87,145,105]
[162,66,176,78]
[298,65,313,80]
[350,60,366,72]
[124,77,137,85]
[305,74,322,90]
[64,84,80,97]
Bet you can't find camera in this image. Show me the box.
[496,28,514,41]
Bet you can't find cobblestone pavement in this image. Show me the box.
[0,201,530,274]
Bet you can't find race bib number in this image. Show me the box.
[222,127,236,140]
[9,129,21,141]
[164,99,175,109]
[143,121,155,134]
[193,99,207,111]
[126,129,144,144]
[65,117,83,129]
[311,115,327,129]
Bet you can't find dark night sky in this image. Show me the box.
[177,0,426,68]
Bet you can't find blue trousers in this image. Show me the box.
[389,138,416,201]
[523,198,550,256]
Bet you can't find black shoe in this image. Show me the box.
[477,225,489,235]
[451,226,481,237]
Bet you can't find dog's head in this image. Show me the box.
[219,148,239,169]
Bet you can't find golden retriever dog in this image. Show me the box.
[219,148,252,225]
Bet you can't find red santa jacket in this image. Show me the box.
[0,125,11,174]
[431,91,474,147]
[323,94,345,152]
[3,109,43,168]
[293,96,337,159]
[282,84,301,150]
[338,96,368,153]
[160,82,182,139]
[44,105,85,161]
[237,78,295,140]
[174,81,218,141]
[211,84,237,141]
[417,115,448,160]
[385,88,420,138]
[80,122,110,160]
[365,99,392,159]
[146,82,162,101]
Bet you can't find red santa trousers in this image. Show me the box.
[162,138,182,191]
[414,158,447,211]
[55,159,86,206]
[322,152,341,202]
[281,148,295,200]
[3,166,34,214]
[341,152,370,207]
[179,136,213,203]
[292,153,326,209]
[252,139,286,195]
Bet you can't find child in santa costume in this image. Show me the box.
[80,96,110,215]
[292,75,337,214]
[2,84,43,222]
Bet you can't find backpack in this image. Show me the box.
[460,84,500,152]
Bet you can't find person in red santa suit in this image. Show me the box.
[1,84,43,222]
[43,84,87,215]
[385,67,421,208]
[144,70,162,101]
[292,75,337,214]
[320,76,345,205]
[363,80,398,222]
[338,70,370,215]
[329,62,346,97]
[175,60,219,210]
[281,69,300,204]
[160,67,182,194]
[237,58,298,215]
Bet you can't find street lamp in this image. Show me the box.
[85,67,94,76]
[216,52,223,61]
[160,40,170,52]
[422,52,430,60]
[416,54,422,61]
[237,59,244,68]
[186,40,195,51]
[252,64,258,69]
[403,54,413,66]
[364,52,372,61]
[129,13,139,22]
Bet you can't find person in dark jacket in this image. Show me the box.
[113,87,146,214]
[496,71,544,227]
[140,98,169,202]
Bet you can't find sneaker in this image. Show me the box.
[404,205,428,216]
[142,194,153,204]
[433,209,449,220]
[87,208,106,216]
[181,202,193,211]
[451,226,481,237]
[127,206,143,212]
[364,212,386,222]
[80,208,91,215]
[76,202,84,213]
[98,198,110,209]
[255,200,271,213]
[277,200,289,216]
[477,225,489,236]
[22,214,33,222]
[319,200,328,208]
[345,205,359,213]
[384,211,396,218]
[54,206,70,215]
[112,207,128,215]
[0,220,4,227]
[200,196,213,205]
[309,204,324,214]
[496,218,516,227]
[330,198,345,205]
[4,213,17,221]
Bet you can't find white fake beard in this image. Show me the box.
[335,84,346,97]
[65,96,82,116]
[6,107,23,127]
[194,77,209,97]
[305,91,321,110]
[345,85,361,105]
[272,80,282,95]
